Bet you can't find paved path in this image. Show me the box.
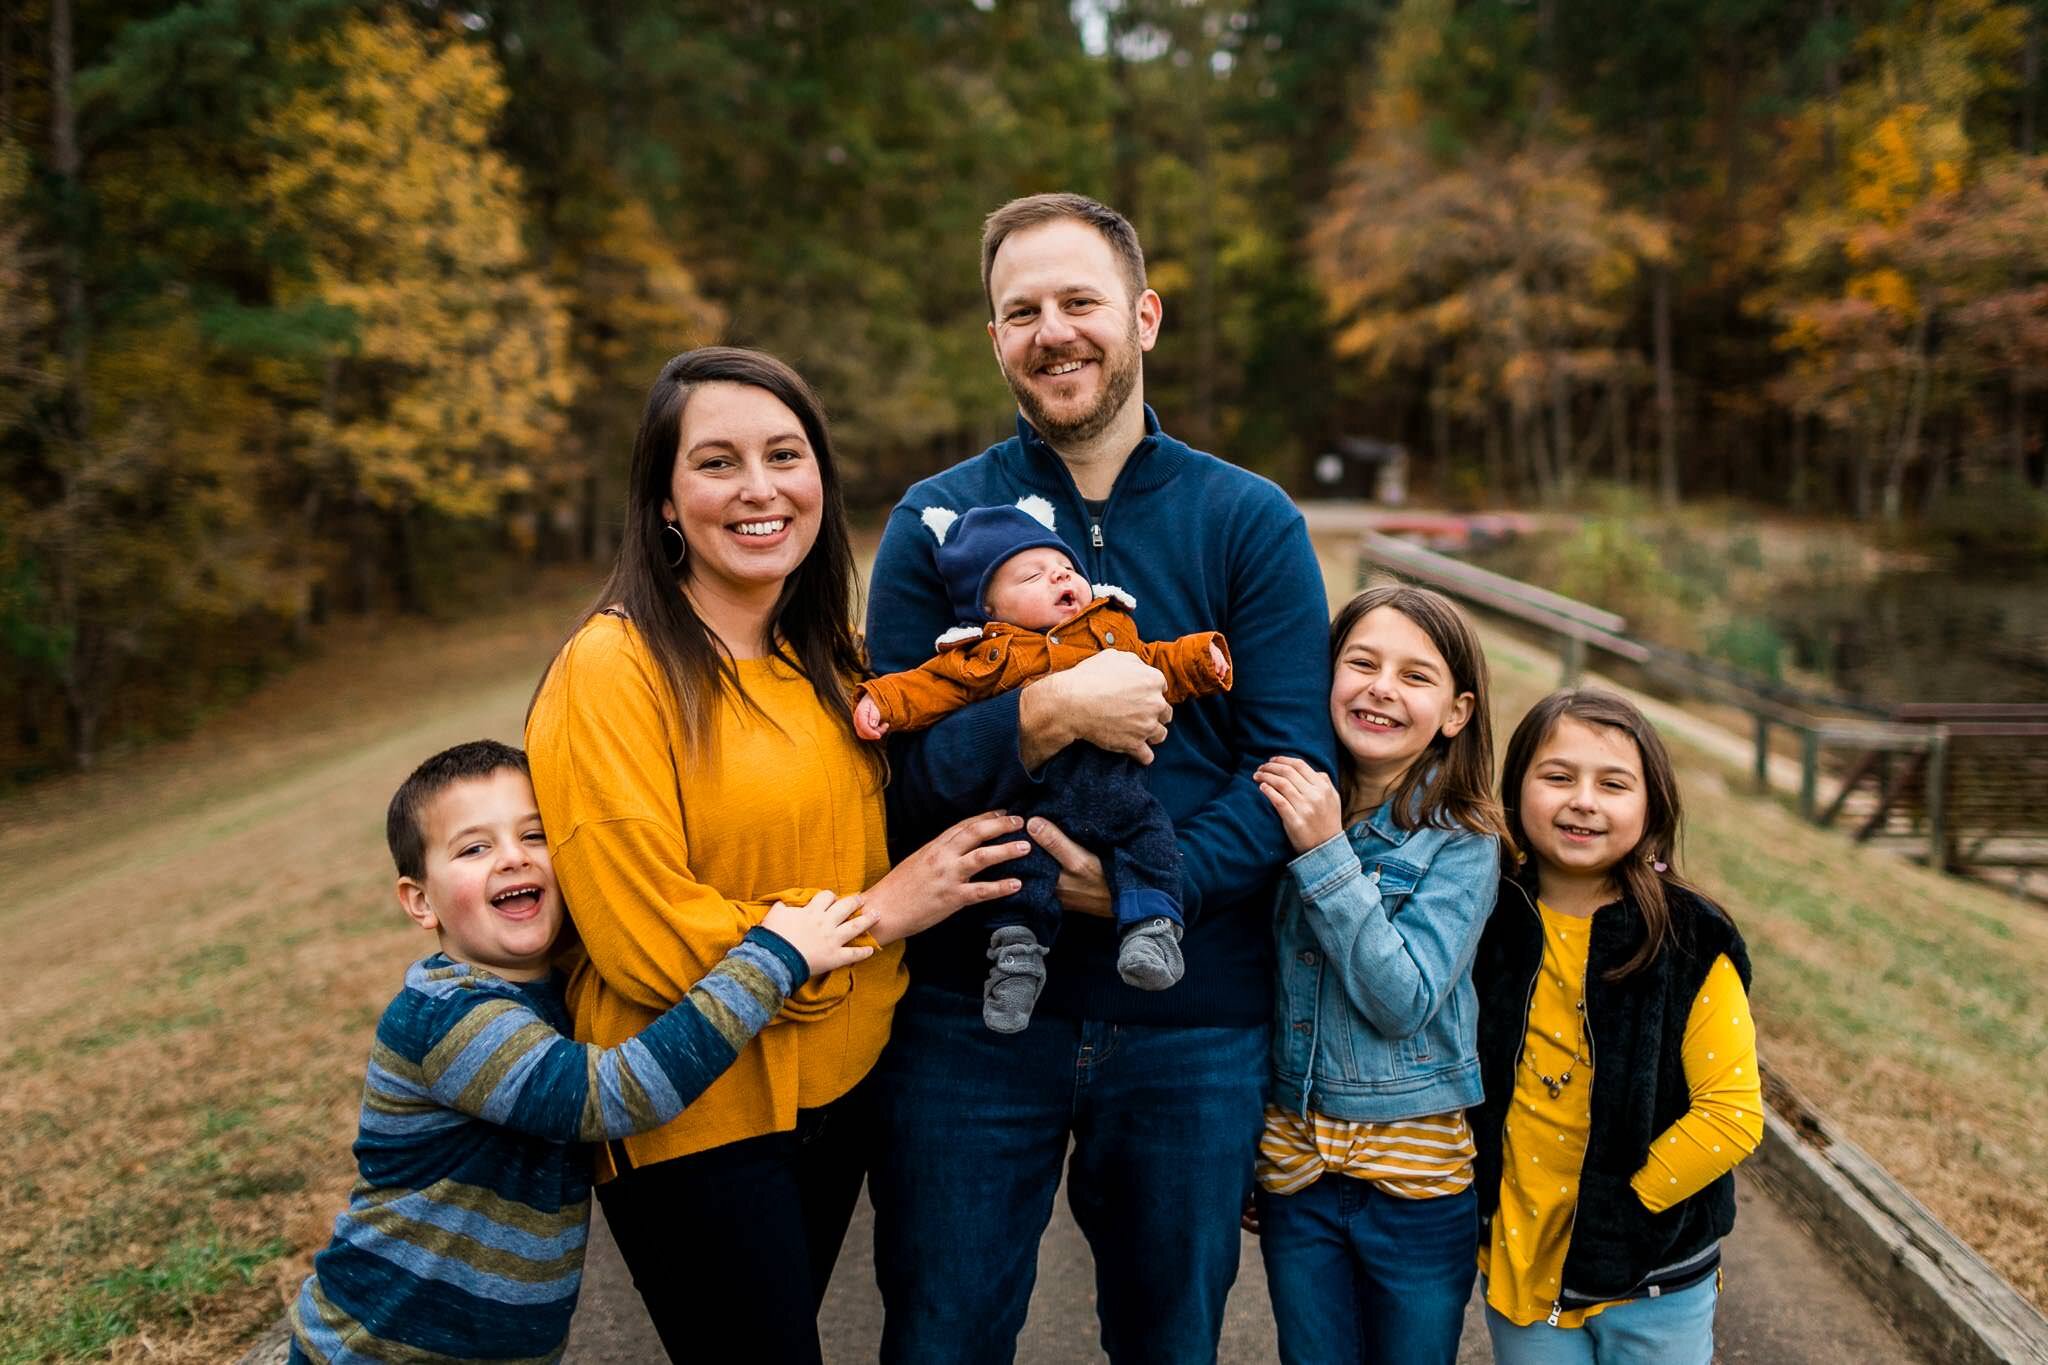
[564,1165,1923,1364]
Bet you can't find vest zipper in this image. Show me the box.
[1091,518,1105,549]
[1506,878,1602,1325]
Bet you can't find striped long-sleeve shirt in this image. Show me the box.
[288,927,805,1364]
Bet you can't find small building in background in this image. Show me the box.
[1314,437,1409,505]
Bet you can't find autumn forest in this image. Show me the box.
[4,0,2047,776]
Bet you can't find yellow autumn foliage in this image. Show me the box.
[261,13,572,521]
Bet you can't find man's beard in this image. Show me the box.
[1002,316,1141,448]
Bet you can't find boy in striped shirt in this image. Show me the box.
[287,740,874,1364]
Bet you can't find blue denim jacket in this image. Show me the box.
[1270,800,1499,1122]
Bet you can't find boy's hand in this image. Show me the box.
[1209,641,1230,686]
[1255,756,1343,855]
[761,890,879,977]
[854,695,889,741]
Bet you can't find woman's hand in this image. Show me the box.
[1024,817,1112,918]
[862,812,1031,945]
[1255,756,1343,855]
[760,890,880,977]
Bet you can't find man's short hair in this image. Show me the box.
[386,739,531,881]
[980,193,1147,318]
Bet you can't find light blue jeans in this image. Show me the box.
[1484,1272,1718,1365]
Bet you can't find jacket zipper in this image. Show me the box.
[1023,435,1127,580]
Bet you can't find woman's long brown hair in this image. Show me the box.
[1330,584,1510,844]
[532,347,873,776]
[1499,688,1710,979]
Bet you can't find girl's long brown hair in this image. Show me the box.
[1331,584,1509,844]
[533,347,872,774]
[1499,688,1710,979]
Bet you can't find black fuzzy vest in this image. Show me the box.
[1472,876,1752,1305]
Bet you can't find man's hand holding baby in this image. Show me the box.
[1019,650,1172,771]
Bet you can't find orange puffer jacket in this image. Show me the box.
[856,594,1231,734]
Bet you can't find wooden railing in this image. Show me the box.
[1325,522,2048,879]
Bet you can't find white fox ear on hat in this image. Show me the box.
[920,507,959,545]
[1015,495,1056,530]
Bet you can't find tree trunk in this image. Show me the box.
[1484,409,1505,497]
[2025,0,2040,156]
[2011,372,2030,484]
[1,0,15,131]
[1608,380,1630,487]
[1431,391,1452,500]
[1789,411,1809,509]
[1853,418,1874,519]
[1521,400,1559,503]
[1821,0,1842,173]
[1549,364,1575,502]
[351,491,380,613]
[392,505,423,614]
[1882,308,1933,522]
[1107,10,1140,217]
[1652,264,1679,506]
[1190,78,1218,448]
[50,0,88,442]
[49,0,102,772]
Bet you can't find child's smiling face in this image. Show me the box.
[1330,605,1473,791]
[1516,715,1650,885]
[984,547,1086,630]
[396,769,562,980]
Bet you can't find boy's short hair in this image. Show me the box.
[386,740,531,881]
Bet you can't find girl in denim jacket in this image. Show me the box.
[1253,584,1509,1365]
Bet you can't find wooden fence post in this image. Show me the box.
[1799,728,1820,822]
[1926,726,1950,872]
[1559,633,1585,686]
[1753,713,1771,792]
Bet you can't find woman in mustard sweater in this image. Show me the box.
[526,348,1027,1364]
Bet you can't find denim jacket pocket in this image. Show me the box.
[1368,860,1420,910]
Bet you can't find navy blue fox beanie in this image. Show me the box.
[923,497,1077,624]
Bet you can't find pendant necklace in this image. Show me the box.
[1530,996,1587,1099]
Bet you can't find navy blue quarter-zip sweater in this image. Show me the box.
[866,408,1336,1026]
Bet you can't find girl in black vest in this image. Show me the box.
[1472,689,1762,1365]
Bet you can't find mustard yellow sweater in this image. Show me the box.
[525,615,905,1172]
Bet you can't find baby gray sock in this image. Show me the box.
[1117,917,1184,990]
[983,926,1049,1033]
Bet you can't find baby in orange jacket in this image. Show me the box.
[854,499,1231,1032]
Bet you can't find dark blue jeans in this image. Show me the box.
[869,985,1267,1365]
[1256,1175,1478,1365]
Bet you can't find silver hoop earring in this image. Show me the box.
[661,521,686,569]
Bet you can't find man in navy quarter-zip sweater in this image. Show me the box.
[865,192,1337,1365]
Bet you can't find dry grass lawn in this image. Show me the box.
[1,544,2041,1361]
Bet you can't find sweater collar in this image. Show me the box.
[1006,404,1188,497]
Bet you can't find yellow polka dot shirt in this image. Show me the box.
[1480,900,1763,1327]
